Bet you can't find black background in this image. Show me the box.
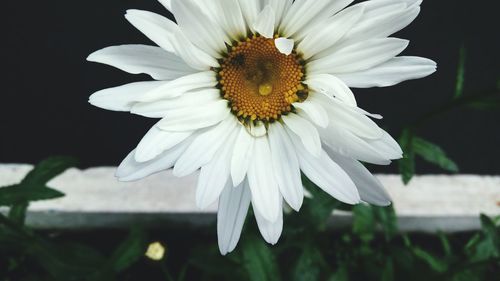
[2,0,499,174]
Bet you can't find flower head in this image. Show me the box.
[88,0,436,255]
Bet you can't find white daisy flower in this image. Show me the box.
[88,0,436,254]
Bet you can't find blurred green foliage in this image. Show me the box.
[0,158,499,280]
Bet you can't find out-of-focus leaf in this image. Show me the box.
[292,245,326,281]
[391,247,414,272]
[328,266,348,281]
[189,245,245,279]
[22,156,78,185]
[376,207,397,236]
[412,247,448,273]
[373,206,398,241]
[108,227,147,273]
[29,240,110,281]
[438,232,453,257]
[381,259,394,281]
[8,156,76,225]
[0,185,65,206]
[352,205,375,242]
[413,137,459,173]
[8,203,29,225]
[479,214,500,257]
[454,45,466,99]
[398,129,415,185]
[241,235,281,281]
[464,215,499,262]
[452,270,482,281]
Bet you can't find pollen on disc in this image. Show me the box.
[217,35,307,124]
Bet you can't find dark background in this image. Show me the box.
[2,0,499,174]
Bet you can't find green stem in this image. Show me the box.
[410,91,499,129]
[160,262,176,281]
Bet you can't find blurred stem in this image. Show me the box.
[159,262,175,281]
[448,257,500,276]
[453,44,466,99]
[409,90,499,129]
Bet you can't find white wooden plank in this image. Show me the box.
[1,164,499,231]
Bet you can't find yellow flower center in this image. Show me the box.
[216,35,308,124]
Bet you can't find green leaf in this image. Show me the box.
[8,156,76,225]
[352,205,375,242]
[413,137,459,173]
[292,245,326,281]
[412,247,448,273]
[479,214,500,257]
[241,235,281,281]
[373,206,398,241]
[8,202,29,224]
[108,227,147,273]
[22,156,78,185]
[454,45,466,99]
[328,266,348,281]
[0,185,65,206]
[452,270,482,281]
[398,129,415,185]
[189,245,245,279]
[381,259,394,281]
[438,232,452,257]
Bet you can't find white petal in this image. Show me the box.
[267,0,292,30]
[158,0,171,10]
[293,0,354,40]
[281,0,337,36]
[339,0,421,47]
[171,30,220,70]
[318,126,392,165]
[336,56,437,88]
[231,126,255,186]
[196,127,239,209]
[89,81,165,112]
[247,136,281,222]
[137,71,216,102]
[274,38,294,55]
[326,148,391,206]
[156,100,230,132]
[238,0,260,30]
[87,45,195,81]
[365,130,403,160]
[312,93,383,140]
[297,5,363,60]
[293,100,329,128]
[305,74,357,107]
[289,131,361,205]
[135,124,192,162]
[247,121,267,138]
[173,116,236,176]
[282,113,322,157]
[125,10,178,53]
[171,0,228,57]
[216,0,247,39]
[218,180,251,255]
[308,38,409,74]
[268,123,303,211]
[254,199,283,245]
[254,5,275,38]
[131,88,220,118]
[116,138,192,182]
